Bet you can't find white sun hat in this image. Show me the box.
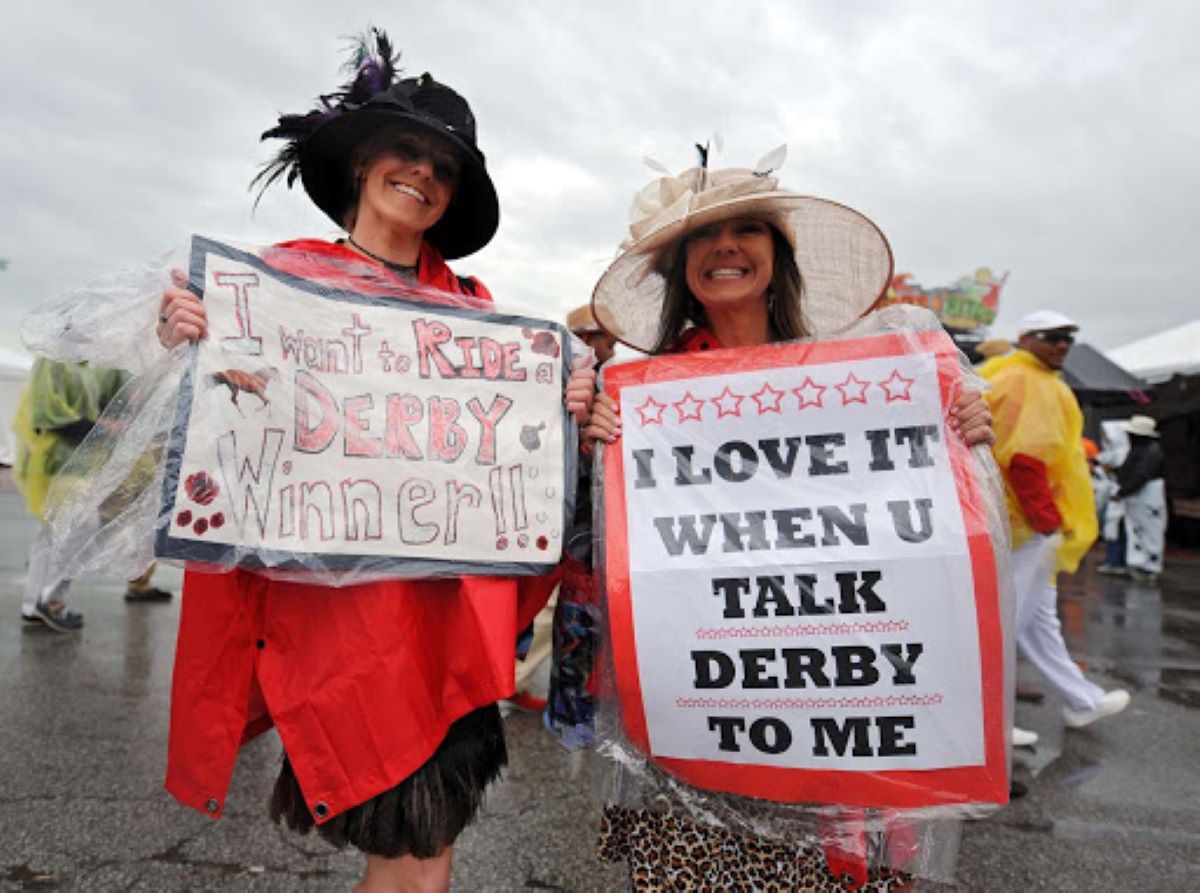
[1121,415,1159,438]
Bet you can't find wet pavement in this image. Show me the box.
[942,549,1200,891]
[1,483,1198,891]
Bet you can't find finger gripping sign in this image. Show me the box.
[157,237,574,576]
[602,333,1005,808]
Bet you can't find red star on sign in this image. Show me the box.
[835,372,870,406]
[673,391,706,423]
[751,381,784,414]
[710,386,745,418]
[792,376,826,409]
[636,395,667,425]
[878,369,916,403]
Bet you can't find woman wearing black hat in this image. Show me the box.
[159,32,502,346]
[157,32,592,892]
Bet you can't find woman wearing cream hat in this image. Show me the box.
[586,152,994,436]
[584,148,998,890]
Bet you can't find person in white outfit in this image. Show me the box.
[1112,415,1167,582]
[982,310,1130,743]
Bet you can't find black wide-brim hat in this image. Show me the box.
[297,75,499,260]
[254,31,499,261]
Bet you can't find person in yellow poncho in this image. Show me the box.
[983,310,1130,734]
[15,358,171,632]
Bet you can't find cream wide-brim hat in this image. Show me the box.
[1121,414,1159,438]
[566,302,623,338]
[591,165,894,354]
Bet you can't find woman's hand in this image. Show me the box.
[951,389,994,447]
[565,365,597,425]
[582,392,622,453]
[157,269,208,348]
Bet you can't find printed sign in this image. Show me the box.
[157,237,574,575]
[602,332,1005,808]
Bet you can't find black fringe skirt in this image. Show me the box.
[269,704,507,858]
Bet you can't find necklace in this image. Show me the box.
[345,236,418,274]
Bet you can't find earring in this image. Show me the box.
[767,292,777,313]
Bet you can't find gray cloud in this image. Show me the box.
[1,0,1196,354]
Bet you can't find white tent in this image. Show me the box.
[0,347,32,465]
[1107,319,1200,383]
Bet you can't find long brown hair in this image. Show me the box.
[651,221,805,354]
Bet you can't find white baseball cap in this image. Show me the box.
[1017,310,1079,335]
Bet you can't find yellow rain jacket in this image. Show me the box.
[982,349,1097,572]
[13,359,127,520]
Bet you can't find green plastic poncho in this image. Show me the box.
[13,359,128,520]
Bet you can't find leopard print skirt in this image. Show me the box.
[597,805,912,891]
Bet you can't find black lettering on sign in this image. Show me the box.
[705,716,793,754]
[810,715,919,757]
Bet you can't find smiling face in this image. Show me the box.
[353,128,462,241]
[683,217,775,316]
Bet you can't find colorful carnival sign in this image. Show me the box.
[881,268,1006,330]
[601,333,1006,808]
[157,237,574,575]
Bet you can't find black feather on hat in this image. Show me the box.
[252,28,499,260]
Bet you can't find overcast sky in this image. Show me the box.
[2,1,1197,357]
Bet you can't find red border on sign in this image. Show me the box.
[601,331,1007,808]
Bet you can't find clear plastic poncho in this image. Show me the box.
[592,306,1014,887]
[21,237,587,592]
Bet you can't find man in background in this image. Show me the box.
[983,310,1130,737]
[567,304,618,366]
[15,359,171,632]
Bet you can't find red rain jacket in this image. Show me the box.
[165,240,555,822]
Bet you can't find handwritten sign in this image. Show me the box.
[601,332,1005,808]
[157,237,574,575]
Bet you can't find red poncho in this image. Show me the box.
[165,240,554,822]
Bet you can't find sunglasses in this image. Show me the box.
[1033,330,1075,346]
[389,135,462,185]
